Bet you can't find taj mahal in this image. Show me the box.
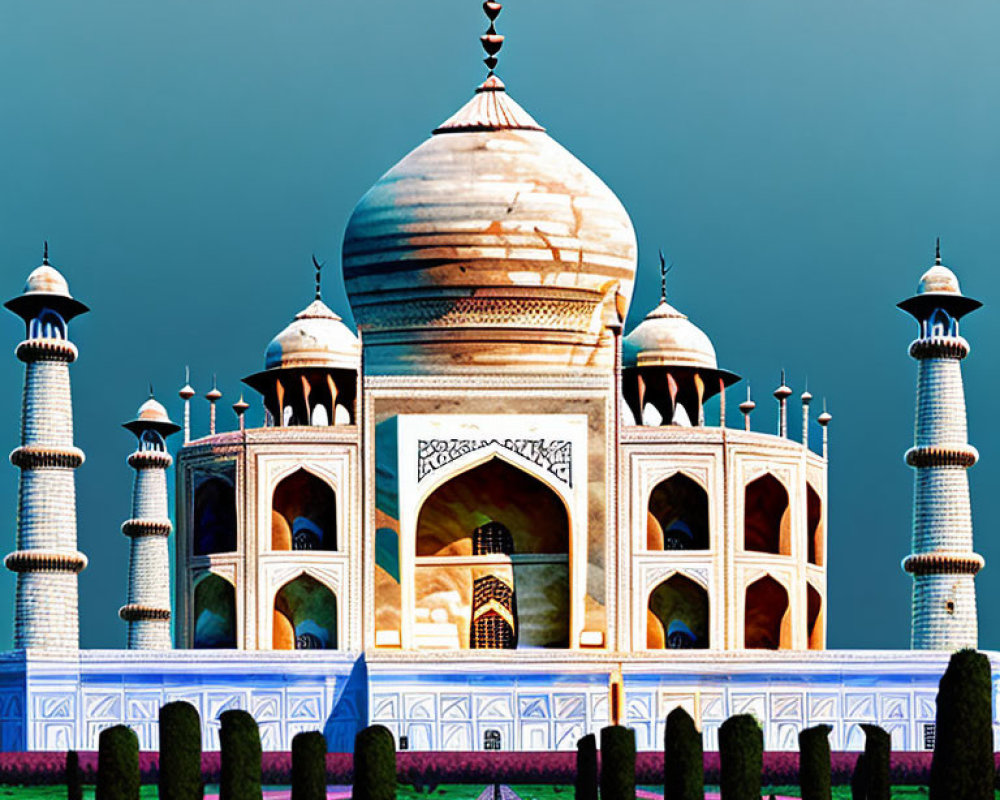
[0,3,996,756]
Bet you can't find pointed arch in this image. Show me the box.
[647,573,709,649]
[271,468,337,551]
[744,575,791,649]
[413,456,570,650]
[193,471,237,555]
[647,473,709,551]
[807,583,823,650]
[193,573,236,649]
[744,473,791,555]
[272,573,338,650]
[31,308,66,340]
[807,484,823,566]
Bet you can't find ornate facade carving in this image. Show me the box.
[418,438,573,487]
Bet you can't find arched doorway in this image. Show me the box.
[647,474,709,550]
[193,472,237,555]
[744,474,790,555]
[271,469,337,551]
[807,484,823,566]
[807,583,823,649]
[744,575,790,649]
[273,574,338,650]
[193,574,236,648]
[647,574,709,649]
[414,457,570,650]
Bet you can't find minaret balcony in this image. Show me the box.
[128,450,173,470]
[909,335,969,360]
[9,445,85,469]
[121,518,173,538]
[118,604,171,622]
[15,338,78,363]
[902,552,984,576]
[4,549,88,573]
[904,445,978,468]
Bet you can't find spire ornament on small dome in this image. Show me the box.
[658,249,673,304]
[42,241,49,266]
[312,254,324,301]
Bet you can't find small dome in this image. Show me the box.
[135,397,171,425]
[918,265,961,295]
[623,301,717,370]
[264,299,359,371]
[24,265,71,297]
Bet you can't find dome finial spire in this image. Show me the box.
[481,2,505,79]
[658,249,673,303]
[312,254,324,301]
[935,237,942,266]
[42,241,49,266]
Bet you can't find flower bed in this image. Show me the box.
[0,749,941,786]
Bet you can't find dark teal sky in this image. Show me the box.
[1,0,998,649]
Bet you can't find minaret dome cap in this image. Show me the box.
[898,247,981,320]
[123,396,180,437]
[917,264,962,296]
[6,259,89,323]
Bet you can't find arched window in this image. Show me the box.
[647,473,709,550]
[31,309,66,340]
[647,574,709,649]
[310,404,329,426]
[744,474,791,555]
[272,574,338,650]
[744,576,790,649]
[193,471,237,555]
[193,574,236,648]
[414,457,570,650]
[641,403,664,427]
[807,583,823,650]
[139,429,166,453]
[807,484,823,566]
[271,469,337,551]
[929,308,955,338]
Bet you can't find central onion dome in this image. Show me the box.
[342,9,637,375]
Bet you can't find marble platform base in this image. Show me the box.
[0,649,994,752]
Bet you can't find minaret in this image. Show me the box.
[120,392,179,649]
[898,242,983,650]
[4,246,89,649]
